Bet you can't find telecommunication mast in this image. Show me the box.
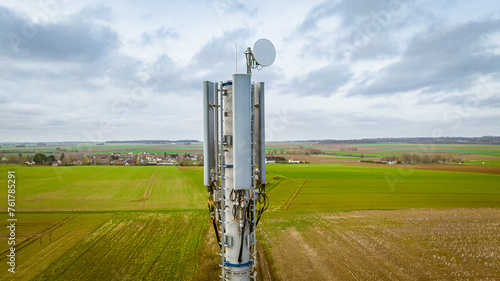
[203,39,275,280]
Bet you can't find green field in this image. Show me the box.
[3,166,205,211]
[320,150,393,158]
[98,150,194,155]
[1,163,499,280]
[0,212,206,280]
[377,147,500,157]
[311,143,500,158]
[0,165,210,280]
[266,164,500,211]
[465,160,500,166]
[0,143,203,157]
[355,143,500,148]
[31,212,205,281]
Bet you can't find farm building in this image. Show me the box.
[265,158,275,164]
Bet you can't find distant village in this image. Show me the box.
[0,151,308,166]
[1,143,466,166]
[1,151,204,166]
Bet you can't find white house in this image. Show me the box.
[265,158,275,164]
[288,158,300,164]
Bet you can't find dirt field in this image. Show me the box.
[258,209,500,280]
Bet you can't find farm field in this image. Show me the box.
[1,166,206,211]
[0,165,210,280]
[266,163,500,211]
[309,143,500,160]
[0,163,499,280]
[256,162,500,280]
[0,142,203,157]
[257,208,500,280]
[0,212,207,280]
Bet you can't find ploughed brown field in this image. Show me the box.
[199,208,500,280]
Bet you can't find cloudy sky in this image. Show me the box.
[1,0,499,142]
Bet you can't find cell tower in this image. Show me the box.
[203,39,275,280]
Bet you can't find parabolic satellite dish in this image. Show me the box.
[253,39,276,67]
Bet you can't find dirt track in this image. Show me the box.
[258,209,500,280]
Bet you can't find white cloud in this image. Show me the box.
[0,0,499,142]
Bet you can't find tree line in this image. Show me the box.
[381,153,463,164]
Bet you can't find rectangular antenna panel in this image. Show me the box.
[203,81,216,186]
[232,74,252,190]
[254,82,265,184]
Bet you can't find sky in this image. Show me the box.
[0,0,499,142]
